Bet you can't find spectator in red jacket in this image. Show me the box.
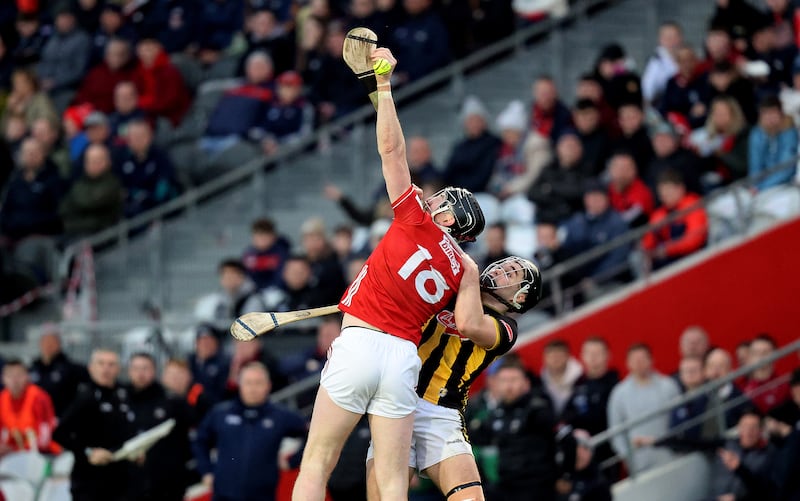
[0,359,60,455]
[641,169,708,269]
[74,38,142,114]
[607,151,655,227]
[135,36,191,126]
[740,334,790,415]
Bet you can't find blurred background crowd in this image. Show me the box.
[1,0,800,499]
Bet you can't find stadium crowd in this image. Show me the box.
[0,323,798,500]
[2,0,800,498]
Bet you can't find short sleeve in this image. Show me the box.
[487,315,518,354]
[391,185,427,225]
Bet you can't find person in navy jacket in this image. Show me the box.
[192,362,307,501]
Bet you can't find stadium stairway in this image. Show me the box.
[9,0,716,337]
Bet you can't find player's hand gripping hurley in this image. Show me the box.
[230,305,341,341]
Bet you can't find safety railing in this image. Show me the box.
[588,338,800,478]
[537,156,800,316]
[54,0,626,282]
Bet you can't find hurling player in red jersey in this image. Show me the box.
[366,255,542,501]
[292,47,485,501]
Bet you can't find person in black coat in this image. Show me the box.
[0,138,64,242]
[443,95,502,194]
[389,0,451,85]
[555,427,612,501]
[125,353,194,501]
[613,101,654,176]
[309,22,368,123]
[189,324,231,406]
[529,132,592,225]
[477,358,558,501]
[53,349,133,501]
[562,337,620,471]
[28,327,88,417]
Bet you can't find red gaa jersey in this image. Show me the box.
[339,185,464,345]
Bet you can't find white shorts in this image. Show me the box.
[367,398,474,472]
[320,326,421,419]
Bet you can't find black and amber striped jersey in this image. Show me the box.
[416,300,518,412]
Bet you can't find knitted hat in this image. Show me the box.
[496,100,527,131]
[460,95,489,122]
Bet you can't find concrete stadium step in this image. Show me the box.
[12,0,717,330]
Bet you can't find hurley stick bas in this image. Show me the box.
[343,27,380,110]
[230,305,341,341]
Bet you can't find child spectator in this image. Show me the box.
[641,169,708,269]
[258,71,314,156]
[748,95,798,191]
[241,217,291,290]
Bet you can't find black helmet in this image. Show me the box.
[425,187,485,243]
[479,256,542,313]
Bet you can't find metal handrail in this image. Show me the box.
[55,0,621,278]
[588,338,800,450]
[596,372,792,472]
[542,154,800,310]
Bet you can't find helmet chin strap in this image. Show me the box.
[483,289,518,312]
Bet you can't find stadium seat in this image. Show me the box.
[706,186,753,230]
[0,478,36,501]
[36,477,71,501]
[752,185,800,221]
[49,452,74,477]
[170,53,204,93]
[0,451,47,486]
[506,224,538,259]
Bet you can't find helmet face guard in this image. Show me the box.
[424,187,485,243]
[479,257,542,313]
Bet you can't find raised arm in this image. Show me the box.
[371,48,411,203]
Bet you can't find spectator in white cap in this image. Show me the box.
[443,95,502,193]
[479,100,550,227]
